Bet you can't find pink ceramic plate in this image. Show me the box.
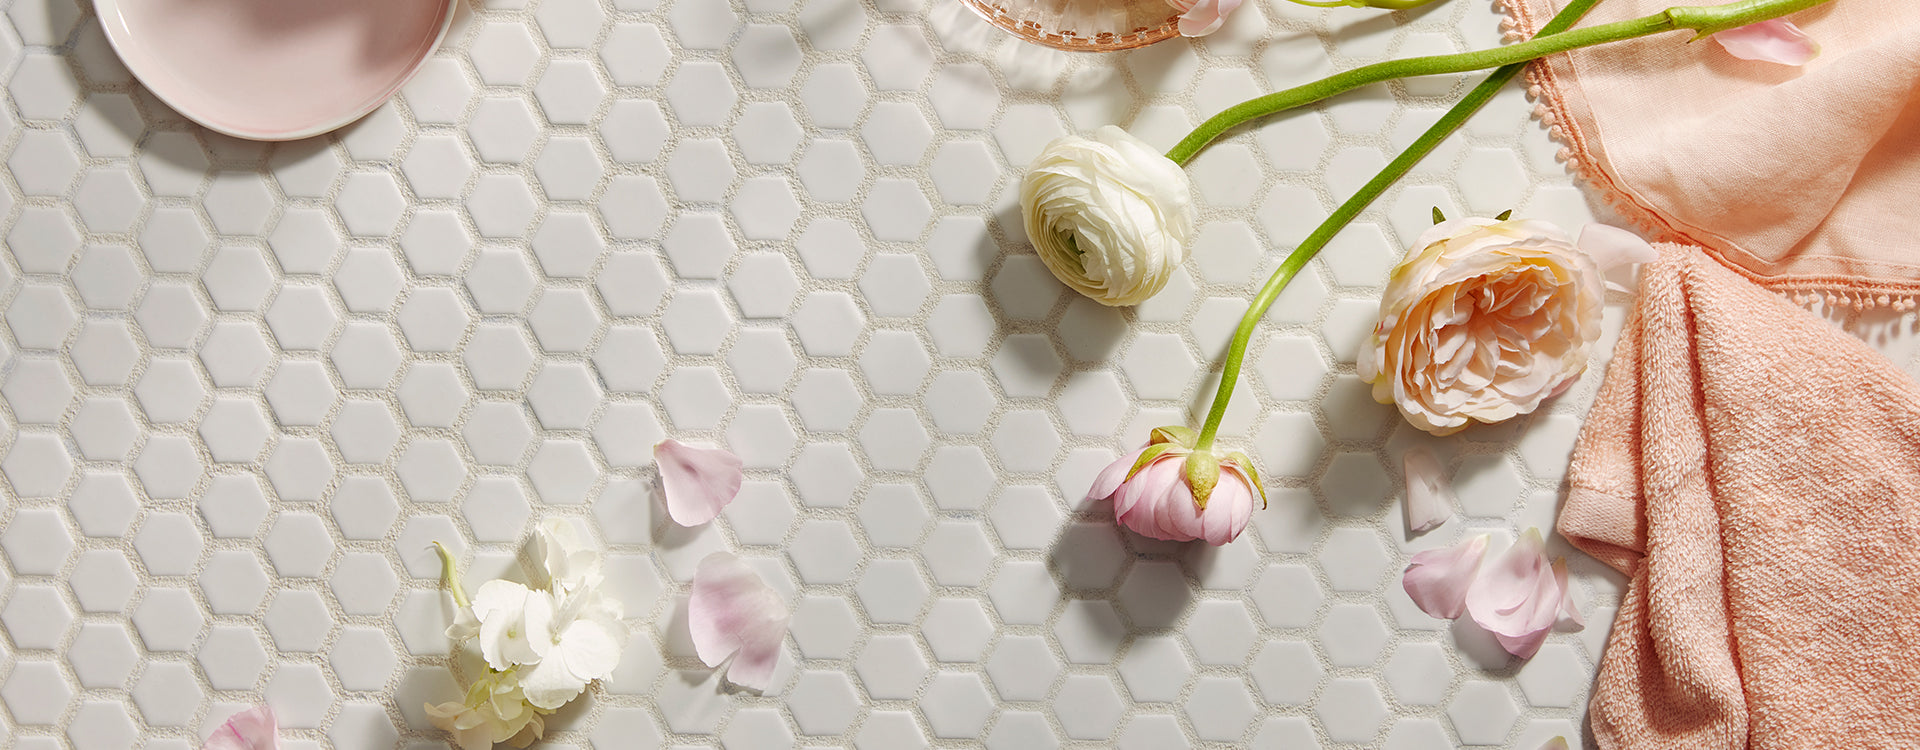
[95,0,456,141]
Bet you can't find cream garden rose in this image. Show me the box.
[1359,217,1652,435]
[1021,126,1195,306]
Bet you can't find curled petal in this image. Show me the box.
[656,439,745,527]
[1170,0,1243,37]
[1714,19,1819,66]
[690,552,791,691]
[1556,557,1584,628]
[1202,467,1256,545]
[1115,455,1183,537]
[1464,529,1576,659]
[1538,738,1571,750]
[1088,446,1149,503]
[204,706,278,750]
[1402,534,1487,620]
[1576,223,1657,272]
[1401,446,1455,533]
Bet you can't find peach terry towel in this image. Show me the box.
[1501,1,1920,746]
[1561,245,1920,748]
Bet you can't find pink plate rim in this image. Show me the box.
[91,0,458,142]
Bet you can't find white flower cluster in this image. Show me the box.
[427,519,625,749]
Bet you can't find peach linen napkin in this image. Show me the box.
[1501,1,1920,747]
[1509,0,1920,302]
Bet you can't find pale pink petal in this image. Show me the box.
[727,616,785,691]
[1714,19,1818,66]
[1555,557,1585,628]
[1402,534,1487,620]
[1088,446,1148,502]
[1120,462,1169,539]
[1576,223,1657,272]
[1109,455,1155,518]
[1465,529,1563,658]
[689,551,790,691]
[1492,623,1553,659]
[1148,460,1191,540]
[1217,465,1257,544]
[1402,446,1454,533]
[1163,474,1208,542]
[204,706,278,750]
[1197,476,1245,546]
[1115,458,1181,537]
[1174,0,1241,37]
[655,439,745,527]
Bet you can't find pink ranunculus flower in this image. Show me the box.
[1714,19,1818,66]
[1167,0,1244,37]
[1087,426,1263,546]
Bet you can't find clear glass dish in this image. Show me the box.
[956,0,1180,52]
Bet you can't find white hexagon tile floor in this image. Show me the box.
[11,0,1920,749]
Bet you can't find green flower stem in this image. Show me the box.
[1164,0,1828,167]
[1188,0,1613,453]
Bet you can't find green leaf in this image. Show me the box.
[1495,209,1513,221]
[1185,451,1221,508]
[1150,425,1198,448]
[1431,206,1446,224]
[1126,443,1177,482]
[1225,451,1269,509]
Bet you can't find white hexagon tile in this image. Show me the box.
[8,0,1917,749]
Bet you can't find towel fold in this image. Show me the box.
[1562,245,1920,748]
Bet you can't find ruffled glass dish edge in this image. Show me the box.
[957,0,1181,51]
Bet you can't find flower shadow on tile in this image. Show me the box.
[996,41,1072,94]
[1044,511,1198,635]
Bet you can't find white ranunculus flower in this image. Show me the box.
[1359,217,1652,436]
[1021,125,1195,306]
